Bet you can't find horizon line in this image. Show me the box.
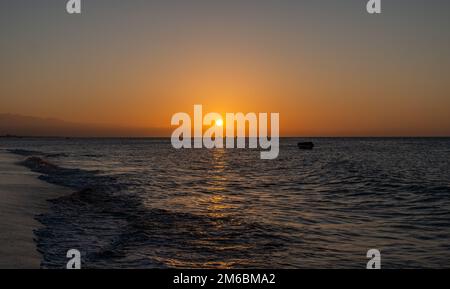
[2,135,450,139]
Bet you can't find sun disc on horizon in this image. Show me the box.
[215,118,223,127]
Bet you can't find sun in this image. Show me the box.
[215,118,224,127]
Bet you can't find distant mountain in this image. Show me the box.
[0,114,169,137]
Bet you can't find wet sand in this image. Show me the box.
[0,151,71,268]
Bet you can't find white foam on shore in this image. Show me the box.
[0,150,72,268]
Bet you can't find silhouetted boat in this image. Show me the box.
[298,142,314,150]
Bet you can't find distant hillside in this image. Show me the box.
[0,114,169,137]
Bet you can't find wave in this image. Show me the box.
[17,156,110,192]
[10,150,287,268]
[9,149,69,158]
[9,149,42,156]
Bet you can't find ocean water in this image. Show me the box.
[1,138,450,268]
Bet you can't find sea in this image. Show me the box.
[0,137,449,268]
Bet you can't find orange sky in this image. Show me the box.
[1,1,450,136]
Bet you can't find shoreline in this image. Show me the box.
[0,150,72,269]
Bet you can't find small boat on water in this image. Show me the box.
[297,142,314,150]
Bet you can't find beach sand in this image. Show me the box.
[0,151,72,269]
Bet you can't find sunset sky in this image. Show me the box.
[1,0,450,136]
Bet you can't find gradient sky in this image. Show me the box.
[1,0,450,136]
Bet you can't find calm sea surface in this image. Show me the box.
[1,138,449,268]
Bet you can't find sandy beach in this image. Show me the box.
[0,150,71,269]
